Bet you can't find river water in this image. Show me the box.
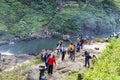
[0,38,70,55]
[0,33,110,55]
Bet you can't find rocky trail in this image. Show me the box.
[27,42,108,80]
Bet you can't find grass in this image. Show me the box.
[0,52,59,80]
[82,38,120,80]
[0,56,42,80]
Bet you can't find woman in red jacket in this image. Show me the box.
[48,55,56,74]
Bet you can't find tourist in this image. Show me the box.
[73,45,76,61]
[80,38,85,49]
[41,53,44,61]
[44,52,51,71]
[58,40,63,45]
[83,51,92,68]
[56,44,62,55]
[61,44,66,61]
[48,55,56,74]
[76,41,81,52]
[92,55,97,65]
[56,44,60,55]
[68,43,75,61]
[40,50,45,61]
[56,40,63,55]
[43,50,48,62]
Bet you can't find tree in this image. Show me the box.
[0,23,8,34]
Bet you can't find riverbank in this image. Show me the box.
[0,39,108,80]
[0,54,35,71]
[46,42,108,80]
[24,41,108,80]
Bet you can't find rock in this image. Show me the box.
[3,54,35,71]
[46,72,61,80]
[27,68,39,80]
[56,65,66,70]
[95,47,99,50]
[61,69,70,73]
[62,35,70,41]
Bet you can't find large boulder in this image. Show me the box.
[27,68,39,80]
[62,35,70,41]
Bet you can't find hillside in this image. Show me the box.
[0,0,56,37]
[0,0,120,39]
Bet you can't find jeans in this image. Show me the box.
[61,51,65,61]
[77,47,80,52]
[85,58,90,68]
[70,52,75,61]
[48,65,53,74]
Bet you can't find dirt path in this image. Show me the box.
[46,42,108,80]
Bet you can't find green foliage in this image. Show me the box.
[90,0,120,9]
[0,64,30,80]
[103,0,120,8]
[0,0,56,37]
[49,6,80,33]
[10,13,49,36]
[65,73,78,80]
[30,55,42,65]
[0,0,120,37]
[0,2,16,23]
[82,38,120,80]
[0,23,7,32]
[49,4,119,34]
[73,5,117,34]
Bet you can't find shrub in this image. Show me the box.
[82,38,120,80]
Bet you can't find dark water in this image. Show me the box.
[0,38,70,55]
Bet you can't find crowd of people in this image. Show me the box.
[40,50,56,75]
[40,35,99,77]
[36,32,120,80]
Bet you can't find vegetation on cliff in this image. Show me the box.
[0,0,120,37]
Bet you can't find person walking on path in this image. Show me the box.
[48,55,56,74]
[44,52,51,71]
[80,38,85,49]
[76,41,81,52]
[68,43,76,61]
[92,55,97,65]
[61,44,66,61]
[56,40,63,55]
[83,51,92,68]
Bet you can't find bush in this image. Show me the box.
[82,38,120,80]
